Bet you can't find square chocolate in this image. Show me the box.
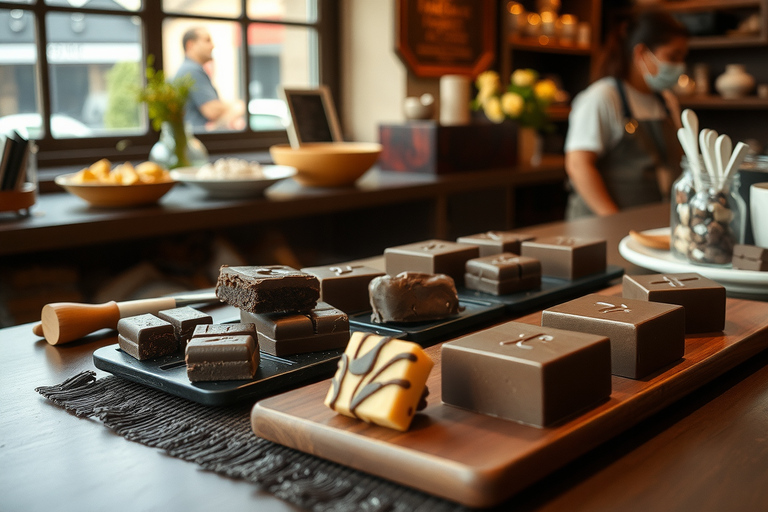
[215,265,320,313]
[732,244,768,271]
[520,236,606,280]
[240,302,350,356]
[301,264,385,313]
[117,313,178,361]
[157,306,213,347]
[441,321,611,427]
[622,273,725,333]
[185,334,259,382]
[541,294,685,379]
[192,322,257,338]
[456,231,535,257]
[464,253,541,295]
[384,239,479,286]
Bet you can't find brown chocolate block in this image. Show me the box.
[464,253,541,295]
[185,334,259,382]
[622,273,725,333]
[215,265,320,313]
[441,321,611,427]
[117,313,178,361]
[457,231,535,257]
[301,264,385,313]
[240,302,350,356]
[157,306,213,347]
[384,239,479,286]
[192,322,257,338]
[369,272,460,323]
[541,294,685,379]
[732,244,768,271]
[520,236,606,280]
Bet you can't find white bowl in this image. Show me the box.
[170,165,296,199]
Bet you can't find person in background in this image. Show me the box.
[175,27,245,131]
[564,11,689,219]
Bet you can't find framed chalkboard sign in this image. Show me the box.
[281,86,343,148]
[395,0,495,78]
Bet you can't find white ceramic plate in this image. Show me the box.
[170,165,296,198]
[619,227,768,297]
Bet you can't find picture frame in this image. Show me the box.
[281,86,343,148]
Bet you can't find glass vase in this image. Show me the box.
[149,120,209,169]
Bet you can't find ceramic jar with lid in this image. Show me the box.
[715,64,755,99]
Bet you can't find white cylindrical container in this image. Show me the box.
[439,75,471,126]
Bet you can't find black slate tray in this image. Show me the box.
[348,298,506,344]
[93,344,349,406]
[457,264,625,313]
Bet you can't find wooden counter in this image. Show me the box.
[0,163,567,257]
[4,203,768,511]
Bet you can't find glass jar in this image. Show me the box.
[684,170,746,266]
[670,157,696,261]
[149,120,209,169]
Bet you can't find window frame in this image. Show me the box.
[0,0,338,168]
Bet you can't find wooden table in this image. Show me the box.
[3,203,768,511]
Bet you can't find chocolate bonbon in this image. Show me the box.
[301,264,385,313]
[521,236,606,280]
[324,331,434,431]
[185,334,259,382]
[457,231,534,257]
[464,253,541,295]
[117,313,177,360]
[157,306,213,347]
[384,239,479,286]
[240,302,350,356]
[541,294,685,379]
[215,265,320,313]
[441,321,611,427]
[622,273,725,333]
[369,272,460,323]
[732,244,768,271]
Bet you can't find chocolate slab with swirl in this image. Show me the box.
[622,273,725,333]
[542,294,685,379]
[324,331,433,431]
[302,264,385,313]
[464,252,541,295]
[457,231,535,257]
[385,239,479,286]
[442,321,611,427]
[215,265,319,313]
[521,236,606,280]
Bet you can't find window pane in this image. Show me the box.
[248,23,315,131]
[163,0,241,18]
[46,12,144,138]
[247,0,316,23]
[45,0,142,12]
[163,19,245,133]
[0,9,40,139]
[2,0,33,4]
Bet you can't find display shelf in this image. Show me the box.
[679,95,768,109]
[508,35,592,55]
[689,34,767,49]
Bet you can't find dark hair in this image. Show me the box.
[596,11,688,80]
[182,27,202,53]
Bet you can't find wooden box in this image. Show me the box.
[378,120,517,174]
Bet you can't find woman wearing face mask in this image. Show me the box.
[564,11,689,218]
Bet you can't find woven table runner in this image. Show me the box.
[36,371,467,512]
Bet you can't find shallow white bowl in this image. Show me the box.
[170,165,296,199]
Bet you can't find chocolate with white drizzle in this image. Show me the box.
[325,332,433,431]
[542,294,685,379]
[622,272,725,333]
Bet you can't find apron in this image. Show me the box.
[566,78,682,219]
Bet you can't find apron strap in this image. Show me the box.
[613,78,667,169]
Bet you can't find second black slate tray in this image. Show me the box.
[457,264,625,313]
[348,298,506,344]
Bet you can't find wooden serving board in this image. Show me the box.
[251,285,768,508]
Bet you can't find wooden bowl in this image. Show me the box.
[54,174,176,207]
[269,142,382,187]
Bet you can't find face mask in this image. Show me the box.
[641,49,685,92]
